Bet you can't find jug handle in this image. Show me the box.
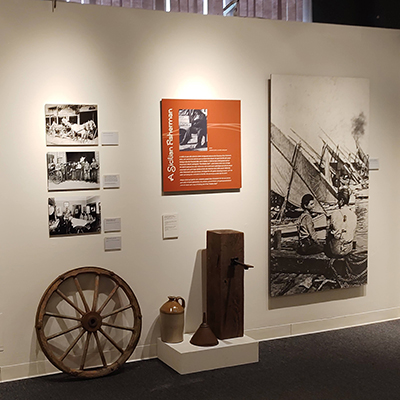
[176,296,185,308]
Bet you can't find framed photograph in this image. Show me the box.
[45,104,98,146]
[270,74,369,296]
[47,151,100,191]
[161,99,241,193]
[48,195,101,237]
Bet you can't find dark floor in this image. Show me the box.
[2,319,400,399]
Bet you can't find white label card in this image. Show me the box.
[163,213,178,239]
[104,218,121,232]
[369,158,379,170]
[104,236,122,251]
[102,131,119,146]
[103,174,120,189]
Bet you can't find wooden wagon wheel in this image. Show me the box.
[35,266,142,378]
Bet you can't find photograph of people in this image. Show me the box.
[47,151,100,191]
[48,196,101,237]
[297,194,324,255]
[179,109,208,151]
[270,74,369,296]
[46,104,98,146]
[325,188,357,258]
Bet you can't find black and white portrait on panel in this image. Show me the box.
[179,109,208,151]
[48,195,101,237]
[269,75,369,297]
[47,151,100,191]
[45,104,98,146]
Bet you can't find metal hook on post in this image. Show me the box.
[230,257,254,270]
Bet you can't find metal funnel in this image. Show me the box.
[190,313,219,347]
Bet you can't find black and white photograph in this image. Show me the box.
[45,104,98,146]
[48,195,101,237]
[270,74,369,297]
[179,109,208,151]
[47,151,100,191]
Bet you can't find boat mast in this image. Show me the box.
[277,142,301,223]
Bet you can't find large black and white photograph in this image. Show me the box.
[45,104,98,146]
[48,195,101,237]
[47,151,100,191]
[270,74,369,297]
[179,109,208,151]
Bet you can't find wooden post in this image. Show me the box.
[206,229,244,339]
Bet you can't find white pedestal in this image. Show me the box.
[157,334,259,375]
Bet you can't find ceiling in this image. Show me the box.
[313,0,400,29]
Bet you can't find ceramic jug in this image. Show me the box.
[160,296,185,343]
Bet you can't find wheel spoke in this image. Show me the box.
[46,324,81,341]
[102,304,132,319]
[74,277,90,313]
[99,328,124,354]
[92,274,100,312]
[59,329,85,362]
[56,289,85,316]
[102,321,135,333]
[97,284,120,315]
[93,331,107,367]
[44,312,81,321]
[80,332,91,370]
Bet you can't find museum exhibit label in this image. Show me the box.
[161,99,241,193]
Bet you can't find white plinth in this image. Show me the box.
[157,334,259,375]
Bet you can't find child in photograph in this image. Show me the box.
[297,194,324,255]
[326,188,357,257]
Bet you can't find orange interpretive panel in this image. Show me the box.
[161,99,241,193]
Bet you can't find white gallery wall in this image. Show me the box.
[1,0,400,381]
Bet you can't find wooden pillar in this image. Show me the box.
[206,229,244,339]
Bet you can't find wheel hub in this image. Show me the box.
[81,311,102,332]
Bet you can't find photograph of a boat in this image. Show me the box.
[270,75,369,297]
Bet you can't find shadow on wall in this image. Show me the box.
[143,248,206,350]
[185,249,207,334]
[30,327,57,378]
[143,316,161,358]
